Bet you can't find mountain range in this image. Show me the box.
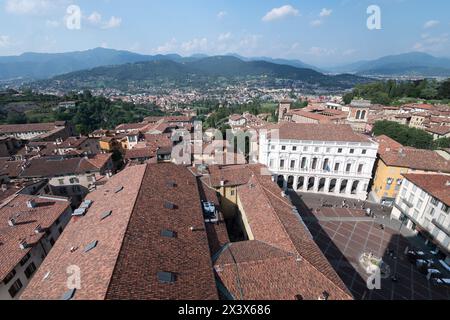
[0,47,327,81]
[1,48,449,85]
[329,52,450,77]
[39,55,367,90]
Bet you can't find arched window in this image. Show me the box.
[361,110,367,120]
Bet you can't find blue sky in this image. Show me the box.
[0,0,449,66]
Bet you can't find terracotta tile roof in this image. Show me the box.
[125,147,155,160]
[402,173,450,207]
[214,241,350,300]
[115,122,150,132]
[57,136,89,149]
[86,153,112,170]
[0,160,25,178]
[426,126,450,135]
[211,164,352,300]
[207,164,265,188]
[0,195,70,281]
[20,165,147,300]
[106,163,218,300]
[20,157,100,178]
[379,148,450,172]
[0,123,58,134]
[288,110,346,123]
[21,163,219,300]
[268,123,373,143]
[374,135,404,152]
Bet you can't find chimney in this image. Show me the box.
[27,199,36,209]
[19,240,30,250]
[34,225,44,234]
[8,218,16,227]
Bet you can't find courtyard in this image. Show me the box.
[290,192,450,300]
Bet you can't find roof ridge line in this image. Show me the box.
[103,164,148,299]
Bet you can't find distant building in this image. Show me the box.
[371,135,450,206]
[258,123,378,200]
[55,136,101,156]
[0,122,74,141]
[0,195,72,300]
[346,99,371,132]
[391,174,450,264]
[20,155,113,204]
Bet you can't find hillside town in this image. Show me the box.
[0,95,449,301]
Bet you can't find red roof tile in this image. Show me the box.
[0,195,70,281]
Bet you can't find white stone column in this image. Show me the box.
[303,176,309,192]
[346,180,354,196]
[335,179,342,195]
[324,178,331,194]
[313,177,320,193]
[283,175,288,190]
[293,176,299,191]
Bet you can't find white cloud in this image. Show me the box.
[319,8,332,17]
[217,11,227,19]
[218,32,232,42]
[413,32,449,52]
[310,20,322,27]
[424,20,440,29]
[0,35,11,47]
[102,16,122,29]
[87,11,102,25]
[154,38,178,54]
[262,5,299,22]
[5,0,55,15]
[181,38,208,53]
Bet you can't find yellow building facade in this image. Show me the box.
[372,159,409,206]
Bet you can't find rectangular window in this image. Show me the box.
[357,164,364,174]
[280,159,285,169]
[431,197,439,206]
[443,204,450,214]
[346,163,352,173]
[417,200,423,210]
[301,158,307,169]
[281,146,286,151]
[24,263,37,279]
[362,150,367,155]
[8,279,23,298]
[292,146,297,151]
[269,159,274,168]
[334,163,340,172]
[401,188,407,197]
[338,148,343,153]
[350,149,355,154]
[19,253,31,267]
[3,269,16,285]
[290,160,296,169]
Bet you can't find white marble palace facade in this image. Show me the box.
[258,123,379,200]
